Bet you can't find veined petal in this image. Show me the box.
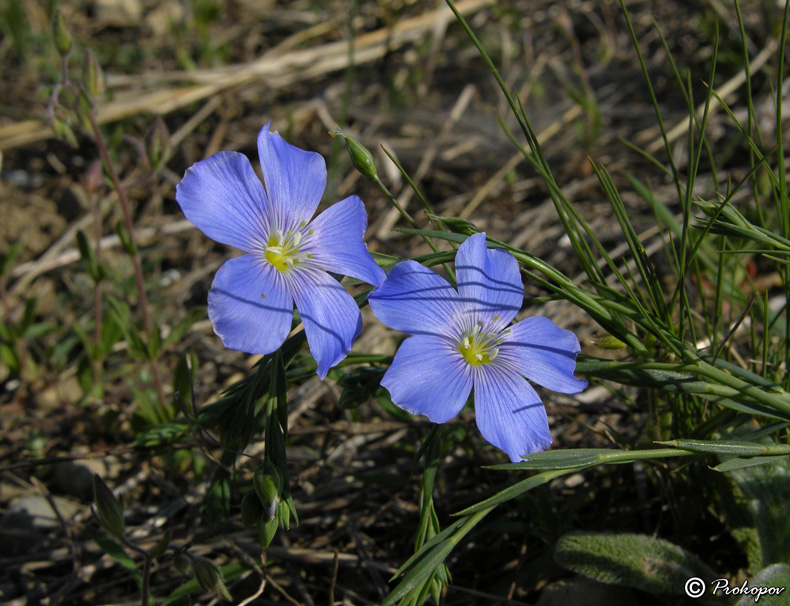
[474,367,552,462]
[176,151,269,252]
[456,232,523,331]
[308,195,386,287]
[500,317,587,394]
[257,123,326,227]
[381,335,472,423]
[290,270,362,379]
[368,261,463,338]
[207,255,293,354]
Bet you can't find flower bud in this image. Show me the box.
[77,87,95,129]
[257,516,278,549]
[440,217,480,236]
[93,474,124,538]
[240,490,262,529]
[276,498,292,530]
[51,115,79,148]
[340,133,378,180]
[591,333,627,350]
[174,552,192,576]
[53,9,71,57]
[84,50,104,99]
[253,460,282,520]
[192,556,232,600]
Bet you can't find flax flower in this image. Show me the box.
[368,232,586,461]
[176,123,385,378]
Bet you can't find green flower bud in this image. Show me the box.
[240,490,262,529]
[84,50,104,99]
[92,474,124,538]
[440,217,481,236]
[340,133,378,180]
[51,115,79,148]
[276,498,291,530]
[591,333,627,351]
[253,460,282,520]
[192,556,232,600]
[53,9,72,57]
[257,516,278,549]
[77,88,95,129]
[174,552,192,576]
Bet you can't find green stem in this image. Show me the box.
[87,113,165,408]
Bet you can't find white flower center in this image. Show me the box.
[264,226,313,273]
[457,321,503,366]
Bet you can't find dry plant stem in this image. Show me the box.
[121,537,152,606]
[86,112,166,408]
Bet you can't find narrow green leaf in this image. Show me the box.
[656,439,790,457]
[713,455,790,473]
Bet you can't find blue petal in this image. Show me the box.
[381,335,472,423]
[176,151,269,252]
[456,232,523,331]
[500,317,587,394]
[308,195,386,287]
[290,270,362,379]
[368,261,463,338]
[474,366,552,462]
[208,255,293,354]
[257,123,326,227]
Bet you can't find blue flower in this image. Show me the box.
[368,232,587,461]
[176,122,385,378]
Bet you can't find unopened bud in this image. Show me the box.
[192,556,232,600]
[77,87,95,129]
[440,217,480,236]
[276,498,292,530]
[337,131,378,180]
[53,10,72,57]
[174,552,191,576]
[257,516,278,549]
[51,115,79,148]
[253,460,282,520]
[84,50,104,99]
[591,333,627,350]
[240,490,262,529]
[93,474,124,538]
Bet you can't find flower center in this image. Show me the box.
[264,228,312,273]
[457,323,502,366]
